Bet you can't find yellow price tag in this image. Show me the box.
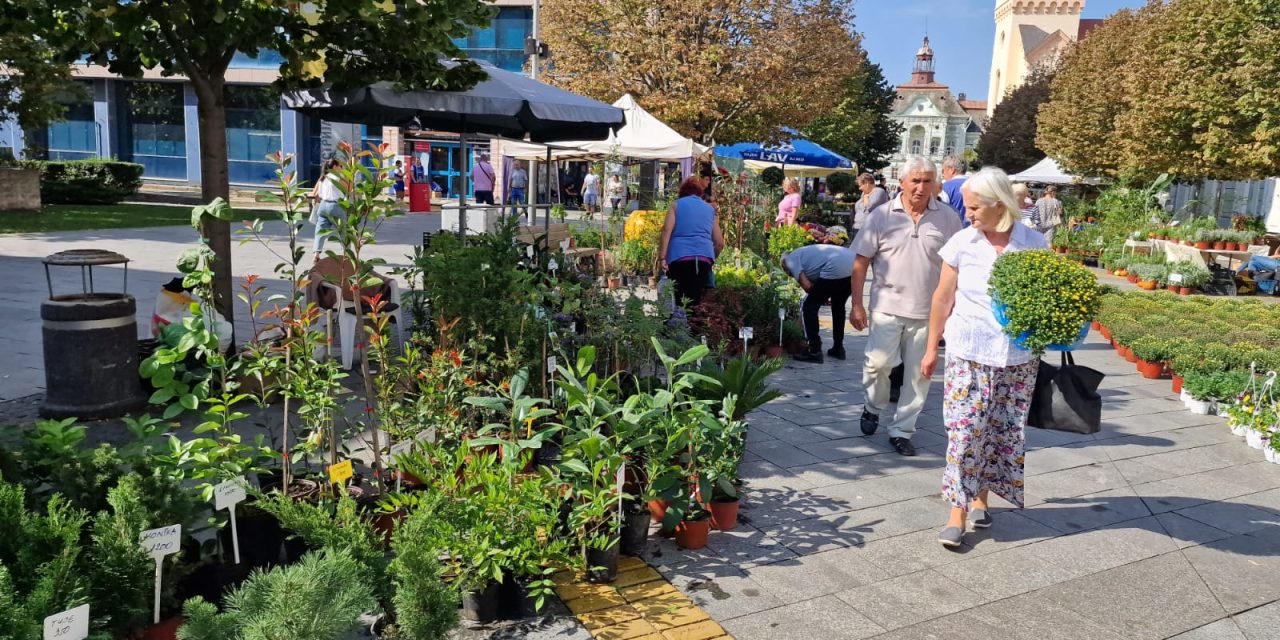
[328,460,354,485]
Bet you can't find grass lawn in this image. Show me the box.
[0,203,273,234]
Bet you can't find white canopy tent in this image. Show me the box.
[501,93,707,163]
[1011,157,1100,185]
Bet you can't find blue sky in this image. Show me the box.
[858,0,1147,101]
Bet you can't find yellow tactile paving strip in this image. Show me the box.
[552,555,734,640]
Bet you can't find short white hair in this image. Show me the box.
[901,156,937,181]
[942,155,967,174]
[963,167,1020,233]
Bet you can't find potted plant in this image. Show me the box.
[1129,335,1170,379]
[989,250,1102,356]
[1267,430,1280,464]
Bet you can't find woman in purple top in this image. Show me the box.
[658,177,725,308]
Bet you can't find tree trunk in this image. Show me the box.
[192,75,235,336]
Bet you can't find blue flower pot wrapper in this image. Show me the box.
[993,300,1090,352]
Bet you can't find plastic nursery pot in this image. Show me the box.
[709,498,740,531]
[1136,360,1164,380]
[1172,375,1184,395]
[1195,241,1211,250]
[621,504,652,556]
[1122,347,1139,364]
[1212,241,1225,250]
[1091,321,1102,331]
[763,345,786,358]
[585,541,621,584]
[461,579,505,622]
[648,499,671,524]
[142,617,185,640]
[675,515,712,550]
[1179,287,1193,296]
[1127,273,1140,284]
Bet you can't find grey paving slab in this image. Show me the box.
[659,561,786,621]
[720,595,885,640]
[1035,552,1226,639]
[964,592,1132,640]
[1176,500,1279,536]
[742,545,891,605]
[752,420,830,446]
[1181,532,1280,613]
[702,523,800,568]
[833,569,986,631]
[1154,511,1236,549]
[746,439,826,469]
[1020,486,1154,533]
[796,435,894,461]
[1233,601,1280,640]
[933,543,1085,600]
[1019,515,1179,577]
[1022,460,1132,505]
[1169,618,1248,640]
[861,611,1002,640]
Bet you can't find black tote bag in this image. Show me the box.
[1027,352,1105,434]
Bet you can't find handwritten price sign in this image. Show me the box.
[139,524,182,623]
[43,605,88,640]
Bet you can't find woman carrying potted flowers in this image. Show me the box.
[920,167,1049,548]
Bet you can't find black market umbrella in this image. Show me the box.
[282,59,624,143]
[284,59,623,235]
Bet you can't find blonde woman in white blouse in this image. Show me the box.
[921,167,1048,549]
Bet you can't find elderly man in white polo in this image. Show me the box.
[849,156,963,456]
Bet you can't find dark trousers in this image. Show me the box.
[667,259,713,308]
[802,277,852,351]
[474,190,495,205]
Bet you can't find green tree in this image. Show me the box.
[976,63,1055,174]
[0,0,494,325]
[539,0,864,144]
[0,32,85,136]
[1038,0,1280,182]
[803,62,902,171]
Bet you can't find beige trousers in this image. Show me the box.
[862,311,933,438]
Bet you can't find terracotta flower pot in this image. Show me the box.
[648,499,671,524]
[1091,321,1102,331]
[1172,375,1184,395]
[1137,280,1157,290]
[1100,326,1112,341]
[1212,241,1225,250]
[763,345,786,359]
[143,618,184,640]
[1195,241,1211,250]
[1137,359,1164,379]
[1178,287,1192,296]
[1127,273,1140,283]
[1122,346,1139,363]
[675,516,712,550]
[709,498,740,531]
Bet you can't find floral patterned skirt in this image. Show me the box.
[941,357,1038,510]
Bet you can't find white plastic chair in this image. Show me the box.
[312,278,403,370]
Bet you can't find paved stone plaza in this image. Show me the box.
[2,220,1278,639]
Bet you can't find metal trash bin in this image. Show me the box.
[40,249,146,419]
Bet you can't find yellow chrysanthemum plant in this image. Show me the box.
[990,250,1104,356]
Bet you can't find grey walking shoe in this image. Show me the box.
[938,526,964,548]
[971,509,993,529]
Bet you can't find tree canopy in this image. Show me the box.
[802,62,902,172]
[1037,0,1280,182]
[976,64,1055,174]
[0,32,84,134]
[538,0,864,145]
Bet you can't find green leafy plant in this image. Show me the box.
[767,223,814,259]
[384,514,459,640]
[989,249,1102,355]
[177,551,377,640]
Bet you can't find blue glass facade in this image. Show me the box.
[225,85,283,184]
[37,81,98,160]
[119,82,187,180]
[454,8,532,73]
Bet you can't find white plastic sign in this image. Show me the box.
[214,478,247,565]
[739,327,754,340]
[1169,273,1184,284]
[547,356,557,373]
[140,524,182,623]
[43,604,89,640]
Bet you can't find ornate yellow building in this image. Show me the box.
[987,0,1102,114]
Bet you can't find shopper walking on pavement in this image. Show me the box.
[921,167,1048,548]
[782,244,855,363]
[472,153,496,205]
[850,156,962,457]
[940,155,969,227]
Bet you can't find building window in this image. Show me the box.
[119,82,186,180]
[43,81,98,160]
[910,140,922,155]
[930,138,940,156]
[452,7,532,73]
[225,85,282,184]
[945,145,954,155]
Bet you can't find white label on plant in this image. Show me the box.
[140,524,182,558]
[214,478,247,511]
[777,306,786,319]
[1169,273,1184,284]
[548,258,559,272]
[739,326,754,340]
[616,464,626,496]
[547,356,557,373]
[526,245,535,258]
[43,604,89,640]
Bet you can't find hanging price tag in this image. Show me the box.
[43,604,89,640]
[139,524,182,624]
[328,459,354,485]
[213,478,247,565]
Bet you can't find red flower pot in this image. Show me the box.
[1127,273,1140,283]
[1178,287,1193,296]
[1122,346,1138,363]
[709,498,740,531]
[1091,321,1102,331]
[1195,241,1211,250]
[675,516,712,549]
[648,499,671,524]
[1137,359,1164,379]
[1172,375,1184,395]
[1100,326,1113,341]
[1212,241,1225,250]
